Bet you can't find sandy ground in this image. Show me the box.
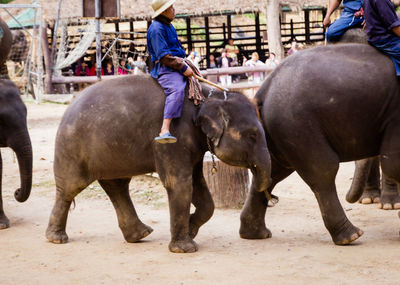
[0,101,399,285]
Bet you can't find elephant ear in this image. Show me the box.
[196,99,230,146]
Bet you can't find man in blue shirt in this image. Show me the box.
[363,0,400,76]
[147,0,194,144]
[324,0,365,42]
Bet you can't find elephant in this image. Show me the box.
[240,43,400,245]
[0,79,33,228]
[0,18,12,79]
[334,25,400,210]
[46,75,271,253]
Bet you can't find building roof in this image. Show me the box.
[1,0,329,21]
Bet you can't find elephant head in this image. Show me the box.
[196,89,271,193]
[0,80,32,202]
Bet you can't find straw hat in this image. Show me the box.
[151,0,176,18]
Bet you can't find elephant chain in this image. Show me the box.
[206,137,218,174]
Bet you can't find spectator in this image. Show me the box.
[265,52,279,68]
[287,41,299,56]
[208,54,217,68]
[186,51,201,70]
[324,0,364,42]
[217,50,232,85]
[75,60,89,76]
[133,56,148,74]
[225,38,239,63]
[243,52,265,83]
[104,61,115,76]
[118,59,129,75]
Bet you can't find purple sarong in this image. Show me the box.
[157,65,187,119]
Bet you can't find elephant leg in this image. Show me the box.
[379,123,400,210]
[189,160,215,239]
[240,157,293,239]
[378,173,400,210]
[98,178,153,242]
[296,150,363,245]
[0,151,9,229]
[155,148,197,253]
[359,157,381,204]
[46,177,89,244]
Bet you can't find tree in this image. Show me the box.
[266,0,284,60]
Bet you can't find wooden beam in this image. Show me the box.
[304,9,310,44]
[186,17,192,51]
[227,14,232,40]
[205,16,210,68]
[255,12,262,57]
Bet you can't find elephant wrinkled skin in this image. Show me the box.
[240,44,400,245]
[46,75,271,253]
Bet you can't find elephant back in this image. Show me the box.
[0,18,12,66]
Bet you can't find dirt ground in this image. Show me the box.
[0,101,399,285]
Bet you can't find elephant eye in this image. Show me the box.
[247,132,257,142]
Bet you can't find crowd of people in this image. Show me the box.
[72,55,148,77]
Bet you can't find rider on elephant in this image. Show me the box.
[324,0,365,42]
[363,0,400,76]
[147,0,194,144]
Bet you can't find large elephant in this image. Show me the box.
[240,43,400,245]
[0,79,33,228]
[0,18,12,79]
[335,26,400,210]
[46,75,271,253]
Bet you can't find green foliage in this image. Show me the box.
[0,0,13,4]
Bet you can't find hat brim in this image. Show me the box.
[152,0,176,18]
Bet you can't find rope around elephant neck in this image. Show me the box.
[206,137,218,174]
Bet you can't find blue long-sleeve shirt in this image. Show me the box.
[363,0,400,42]
[147,19,186,78]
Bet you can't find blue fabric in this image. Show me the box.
[157,65,187,119]
[326,8,364,42]
[343,0,363,12]
[363,0,400,42]
[371,36,400,76]
[147,19,186,78]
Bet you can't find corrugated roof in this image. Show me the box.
[1,0,329,21]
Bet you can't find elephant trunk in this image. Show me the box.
[250,149,271,193]
[9,130,32,203]
[346,158,375,203]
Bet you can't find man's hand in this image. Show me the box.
[393,26,400,38]
[323,16,331,28]
[184,66,194,77]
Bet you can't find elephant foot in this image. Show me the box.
[168,237,198,253]
[331,221,363,245]
[0,214,10,229]
[46,227,69,244]
[239,219,272,239]
[358,188,380,204]
[123,223,153,243]
[378,193,400,210]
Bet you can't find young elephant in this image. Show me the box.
[240,44,400,245]
[0,80,33,228]
[46,75,271,253]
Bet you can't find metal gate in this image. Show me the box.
[0,2,43,101]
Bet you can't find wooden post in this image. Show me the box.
[290,18,294,41]
[41,22,54,94]
[227,14,232,40]
[255,12,262,57]
[222,23,226,42]
[95,0,102,80]
[205,16,210,67]
[304,9,311,44]
[186,17,192,52]
[266,0,284,60]
[203,160,249,208]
